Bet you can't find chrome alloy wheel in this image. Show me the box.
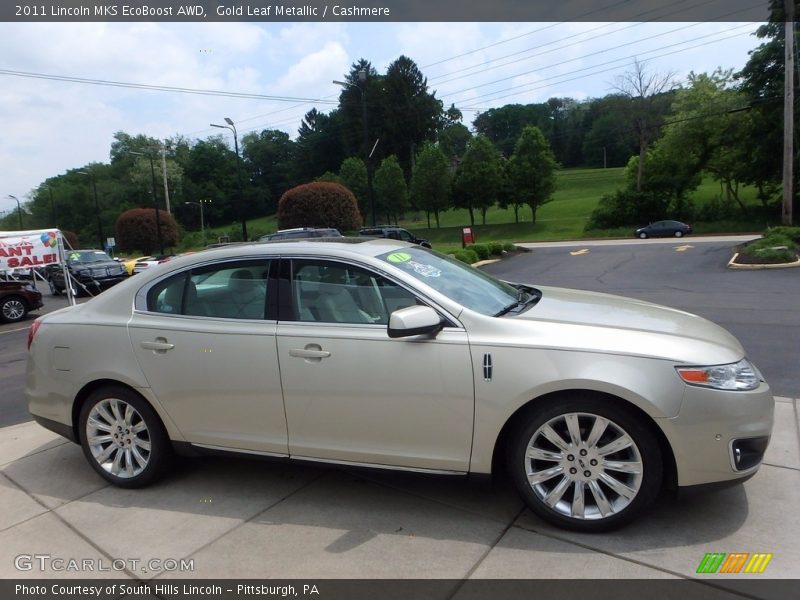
[1,298,26,321]
[524,412,643,520]
[85,398,151,478]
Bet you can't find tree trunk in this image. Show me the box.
[434,209,440,229]
[530,203,537,224]
[513,204,519,224]
[481,207,487,225]
[468,207,475,226]
[426,211,431,229]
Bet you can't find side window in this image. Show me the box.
[146,261,270,320]
[291,260,419,325]
[398,229,413,242]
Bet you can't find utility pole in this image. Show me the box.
[161,142,171,214]
[783,0,795,225]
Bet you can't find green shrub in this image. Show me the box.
[453,249,479,264]
[488,242,504,256]
[277,182,362,232]
[503,242,517,252]
[741,233,797,263]
[765,226,800,245]
[468,244,490,260]
[585,188,669,230]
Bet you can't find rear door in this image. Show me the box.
[128,259,288,455]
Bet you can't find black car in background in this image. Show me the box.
[49,249,128,296]
[359,226,432,248]
[634,220,692,239]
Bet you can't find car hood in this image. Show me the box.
[505,285,744,364]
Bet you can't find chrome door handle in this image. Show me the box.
[289,349,331,359]
[140,339,175,352]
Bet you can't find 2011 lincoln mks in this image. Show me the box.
[25,239,773,531]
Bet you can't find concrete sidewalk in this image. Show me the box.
[1,398,798,594]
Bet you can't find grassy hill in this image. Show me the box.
[193,167,775,254]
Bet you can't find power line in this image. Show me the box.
[0,68,340,105]
[453,26,755,108]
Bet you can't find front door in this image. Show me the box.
[276,258,475,471]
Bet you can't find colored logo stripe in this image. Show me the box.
[697,552,773,574]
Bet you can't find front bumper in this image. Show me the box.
[659,382,774,487]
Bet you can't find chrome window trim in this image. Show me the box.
[133,255,272,316]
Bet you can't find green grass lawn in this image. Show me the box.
[188,167,777,253]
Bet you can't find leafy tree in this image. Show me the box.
[373,155,408,224]
[612,59,677,191]
[736,1,798,214]
[115,208,179,254]
[277,182,362,232]
[473,103,554,157]
[453,136,502,226]
[438,123,472,160]
[409,143,452,228]
[293,108,347,185]
[338,157,368,216]
[316,171,344,184]
[380,56,443,180]
[507,126,558,223]
[242,129,295,214]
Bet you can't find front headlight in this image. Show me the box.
[676,358,761,391]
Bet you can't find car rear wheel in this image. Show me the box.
[79,386,171,488]
[508,396,662,532]
[0,296,28,323]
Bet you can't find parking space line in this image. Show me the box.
[0,326,29,335]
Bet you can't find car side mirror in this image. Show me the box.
[388,305,443,339]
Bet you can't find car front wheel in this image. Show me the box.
[508,396,662,532]
[0,296,28,323]
[675,231,684,238]
[638,232,647,239]
[79,386,171,488]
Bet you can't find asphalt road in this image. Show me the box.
[484,237,799,398]
[1,238,797,428]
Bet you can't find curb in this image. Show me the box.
[727,252,800,270]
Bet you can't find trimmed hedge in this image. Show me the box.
[503,242,517,252]
[277,182,362,232]
[453,249,479,264]
[488,242,504,256]
[115,208,179,254]
[468,243,490,260]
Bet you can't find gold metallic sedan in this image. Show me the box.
[25,239,773,531]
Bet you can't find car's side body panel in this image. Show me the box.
[276,321,475,470]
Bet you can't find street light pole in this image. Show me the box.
[334,70,376,225]
[211,119,247,241]
[129,151,164,255]
[77,172,104,249]
[6,195,23,229]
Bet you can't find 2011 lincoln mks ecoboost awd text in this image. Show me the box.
[25,239,773,531]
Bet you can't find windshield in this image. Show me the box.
[68,251,113,264]
[377,247,521,316]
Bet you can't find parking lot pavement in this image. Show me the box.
[1,398,798,592]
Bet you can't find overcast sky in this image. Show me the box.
[0,20,763,215]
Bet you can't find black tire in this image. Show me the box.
[507,395,662,532]
[0,296,28,323]
[49,280,61,296]
[78,386,172,488]
[638,232,647,239]
[675,231,683,238]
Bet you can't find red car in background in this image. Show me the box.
[0,279,43,323]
